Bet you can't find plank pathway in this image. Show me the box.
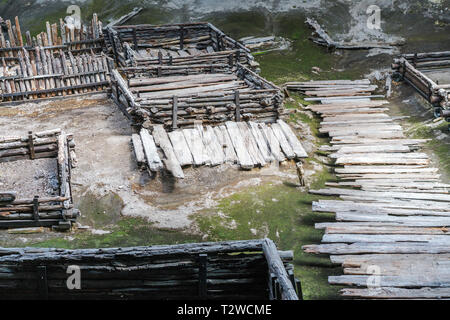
[131,120,307,178]
[291,79,450,299]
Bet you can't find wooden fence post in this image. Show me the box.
[199,253,208,299]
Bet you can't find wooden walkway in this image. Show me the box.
[132,120,307,178]
[292,80,450,299]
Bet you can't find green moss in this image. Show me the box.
[193,171,342,300]
[406,119,450,178]
[31,218,202,249]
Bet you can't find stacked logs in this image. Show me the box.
[0,239,300,300]
[393,54,450,117]
[104,22,255,68]
[0,14,104,64]
[0,129,78,230]
[111,64,283,129]
[0,50,111,103]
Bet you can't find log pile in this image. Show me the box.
[393,52,450,121]
[295,80,450,299]
[0,50,111,103]
[132,120,307,178]
[0,129,78,230]
[0,14,104,64]
[0,239,300,300]
[104,22,256,68]
[111,64,283,128]
[305,18,403,50]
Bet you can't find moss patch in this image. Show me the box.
[193,171,342,300]
[31,218,202,249]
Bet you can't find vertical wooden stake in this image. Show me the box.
[199,253,208,299]
[180,26,184,50]
[28,131,35,159]
[235,90,240,122]
[33,195,39,221]
[37,266,49,300]
[133,27,138,50]
[172,96,178,130]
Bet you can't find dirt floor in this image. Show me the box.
[0,94,318,241]
[0,158,59,198]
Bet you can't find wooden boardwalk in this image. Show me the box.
[132,120,307,178]
[291,80,450,299]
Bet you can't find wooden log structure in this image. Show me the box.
[392,53,450,122]
[111,63,283,128]
[0,239,300,300]
[292,79,450,299]
[0,129,78,230]
[0,14,104,65]
[103,22,257,69]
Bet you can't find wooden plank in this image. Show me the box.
[277,120,308,158]
[328,275,450,288]
[225,122,253,169]
[335,212,450,227]
[310,188,450,202]
[340,287,450,299]
[131,134,146,166]
[335,155,430,166]
[270,123,295,159]
[303,242,450,254]
[215,126,237,164]
[152,125,184,179]
[335,166,439,174]
[259,123,285,162]
[325,225,450,235]
[237,122,265,167]
[182,128,210,166]
[322,234,450,245]
[248,122,274,163]
[198,125,225,166]
[168,130,193,166]
[139,129,163,172]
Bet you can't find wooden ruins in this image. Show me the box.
[111,64,284,128]
[0,14,104,62]
[0,15,111,103]
[305,18,403,50]
[132,120,307,178]
[393,51,450,121]
[0,129,78,230]
[104,22,306,177]
[288,79,450,299]
[0,12,307,234]
[104,22,257,69]
[0,239,300,300]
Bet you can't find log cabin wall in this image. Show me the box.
[0,129,78,230]
[0,239,300,300]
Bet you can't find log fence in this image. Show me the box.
[0,14,104,64]
[0,239,300,300]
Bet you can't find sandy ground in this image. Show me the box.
[0,95,311,235]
